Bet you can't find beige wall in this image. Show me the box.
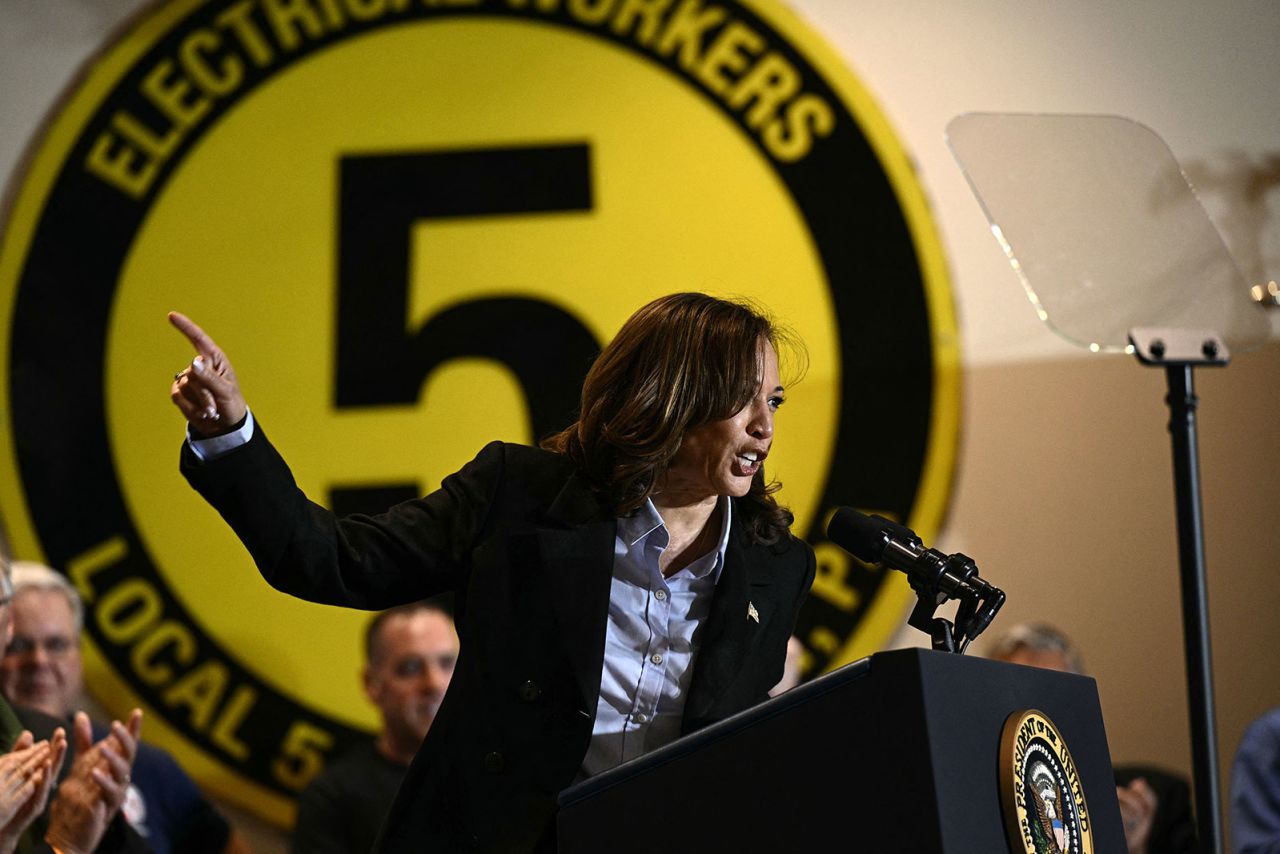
[957,342,1280,795]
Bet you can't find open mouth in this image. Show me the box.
[735,450,766,475]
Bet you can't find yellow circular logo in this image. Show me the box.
[0,0,957,823]
[1000,709,1096,854]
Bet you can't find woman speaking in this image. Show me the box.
[170,292,815,853]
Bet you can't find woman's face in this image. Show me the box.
[663,340,783,503]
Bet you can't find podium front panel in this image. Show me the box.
[557,648,1126,852]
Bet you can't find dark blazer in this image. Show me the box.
[182,425,815,853]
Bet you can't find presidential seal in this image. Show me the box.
[1000,709,1094,854]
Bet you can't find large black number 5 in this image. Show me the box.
[332,144,600,515]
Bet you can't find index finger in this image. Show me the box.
[168,311,220,357]
[124,708,142,741]
[48,731,68,780]
[72,711,94,755]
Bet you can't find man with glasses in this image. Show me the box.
[0,562,248,854]
[0,557,145,852]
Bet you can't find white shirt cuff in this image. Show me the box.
[187,408,255,461]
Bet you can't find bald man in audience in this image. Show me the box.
[292,601,458,854]
[0,561,248,854]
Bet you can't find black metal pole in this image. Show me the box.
[1165,364,1223,853]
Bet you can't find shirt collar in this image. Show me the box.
[617,497,665,547]
[617,496,733,581]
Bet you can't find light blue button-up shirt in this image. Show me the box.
[580,495,731,778]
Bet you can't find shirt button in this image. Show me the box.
[654,590,668,601]
[650,653,663,665]
[634,713,648,724]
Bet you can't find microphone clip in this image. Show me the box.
[903,549,1005,654]
[826,509,1006,654]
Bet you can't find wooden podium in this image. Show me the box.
[557,648,1127,852]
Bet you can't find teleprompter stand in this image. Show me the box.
[1129,326,1229,851]
[947,113,1274,853]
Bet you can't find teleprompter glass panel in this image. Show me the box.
[947,113,1269,353]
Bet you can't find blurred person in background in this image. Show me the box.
[0,555,144,853]
[292,600,457,854]
[0,561,249,854]
[1230,704,1280,854]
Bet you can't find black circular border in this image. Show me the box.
[6,1,936,796]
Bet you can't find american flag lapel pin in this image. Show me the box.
[747,602,760,623]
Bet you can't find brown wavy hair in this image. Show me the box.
[542,293,805,545]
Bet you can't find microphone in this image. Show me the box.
[827,507,928,570]
[826,508,1005,647]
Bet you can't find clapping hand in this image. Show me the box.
[0,729,67,854]
[1116,777,1158,854]
[45,710,142,854]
